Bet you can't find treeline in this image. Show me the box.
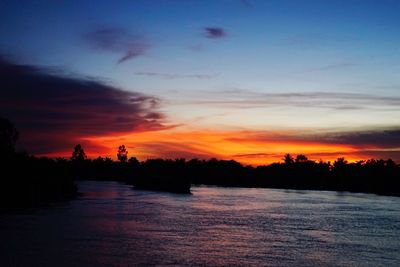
[66,145,400,196]
[1,117,400,207]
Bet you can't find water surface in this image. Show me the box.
[1,181,399,266]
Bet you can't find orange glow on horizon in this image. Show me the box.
[38,129,379,166]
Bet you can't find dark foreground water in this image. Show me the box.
[1,181,400,267]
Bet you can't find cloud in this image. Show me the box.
[84,26,149,64]
[186,90,400,110]
[226,128,400,150]
[307,63,356,72]
[232,152,275,158]
[135,141,218,160]
[137,129,400,163]
[134,72,218,80]
[313,129,400,148]
[203,27,227,39]
[224,129,400,163]
[0,57,167,154]
[68,125,400,163]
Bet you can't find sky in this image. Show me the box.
[1,0,400,165]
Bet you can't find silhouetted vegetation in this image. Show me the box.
[66,150,399,196]
[1,117,400,204]
[0,117,77,209]
[0,117,18,159]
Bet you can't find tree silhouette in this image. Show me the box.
[295,154,308,163]
[117,145,128,162]
[71,144,87,161]
[334,157,347,168]
[0,117,19,157]
[283,153,294,164]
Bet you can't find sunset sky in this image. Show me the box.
[1,0,400,165]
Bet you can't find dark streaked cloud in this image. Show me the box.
[226,128,400,150]
[0,57,167,154]
[134,72,218,80]
[203,27,227,39]
[351,150,400,161]
[83,27,149,64]
[232,153,274,158]
[314,129,400,148]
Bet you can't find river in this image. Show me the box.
[1,181,399,266]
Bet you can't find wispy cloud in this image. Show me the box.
[183,90,400,111]
[203,27,227,39]
[134,72,218,80]
[308,63,356,72]
[83,26,149,64]
[0,57,167,154]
